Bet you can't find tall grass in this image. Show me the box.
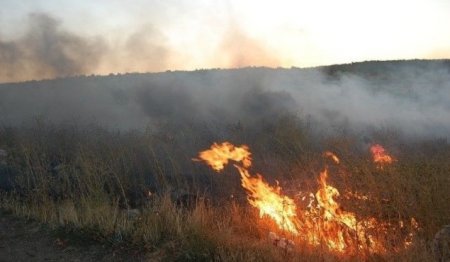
[0,119,447,261]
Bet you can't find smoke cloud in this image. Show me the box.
[1,13,449,140]
[0,60,449,140]
[1,12,285,83]
[216,26,280,68]
[0,13,174,83]
[284,61,450,138]
[0,13,106,82]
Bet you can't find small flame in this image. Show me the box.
[324,151,340,164]
[193,142,252,171]
[370,144,394,167]
[344,191,369,201]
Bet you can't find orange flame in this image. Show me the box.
[235,165,299,234]
[195,142,416,255]
[316,169,357,228]
[370,144,393,167]
[303,168,386,253]
[195,142,299,234]
[193,142,252,171]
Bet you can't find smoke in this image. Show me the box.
[0,12,284,83]
[0,13,449,139]
[0,13,172,83]
[95,24,171,75]
[0,13,106,82]
[121,25,169,72]
[216,26,280,68]
[0,60,449,140]
[299,61,450,138]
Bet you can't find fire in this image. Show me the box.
[310,169,356,252]
[195,142,299,234]
[194,142,417,255]
[193,142,252,171]
[316,169,357,228]
[344,191,369,201]
[324,151,340,164]
[235,165,299,234]
[370,144,393,166]
[301,168,386,253]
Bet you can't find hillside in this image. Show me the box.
[0,60,449,261]
[1,59,450,138]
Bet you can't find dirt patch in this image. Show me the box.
[0,210,141,262]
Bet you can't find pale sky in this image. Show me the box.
[1,0,449,81]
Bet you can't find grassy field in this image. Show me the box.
[0,117,448,261]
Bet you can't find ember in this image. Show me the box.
[370,144,394,167]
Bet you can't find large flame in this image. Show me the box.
[370,144,393,167]
[314,169,357,248]
[300,168,386,253]
[234,165,299,234]
[194,142,299,234]
[194,142,416,255]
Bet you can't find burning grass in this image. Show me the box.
[0,121,448,261]
[370,144,394,168]
[195,142,420,256]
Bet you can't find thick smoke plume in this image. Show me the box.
[1,13,283,83]
[0,60,449,140]
[0,13,106,82]
[0,13,172,83]
[1,13,449,140]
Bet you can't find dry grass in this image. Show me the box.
[0,120,448,261]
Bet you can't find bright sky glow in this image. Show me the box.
[1,0,449,80]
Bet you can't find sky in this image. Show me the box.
[1,0,450,82]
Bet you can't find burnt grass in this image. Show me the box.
[0,116,448,261]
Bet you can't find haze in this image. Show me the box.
[1,0,450,82]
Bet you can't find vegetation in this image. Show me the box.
[0,116,448,261]
[0,60,449,260]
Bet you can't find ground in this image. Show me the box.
[0,210,140,262]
